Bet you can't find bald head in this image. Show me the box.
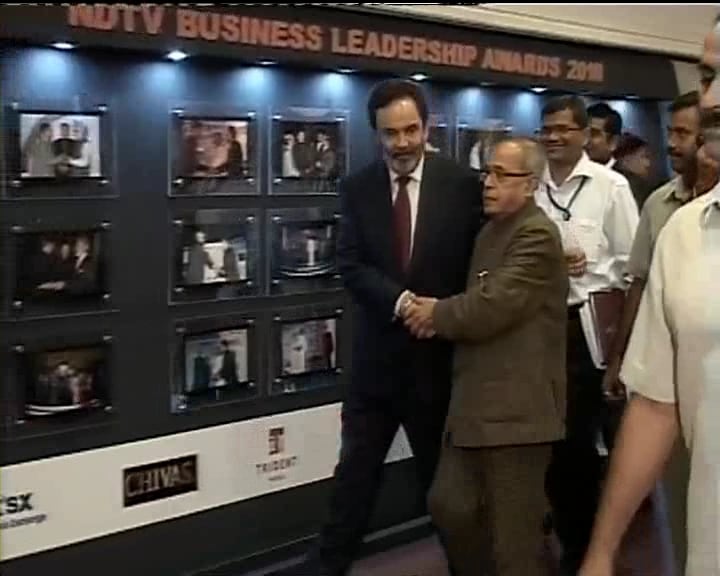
[483,137,543,219]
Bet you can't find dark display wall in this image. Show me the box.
[0,5,678,575]
[0,45,670,462]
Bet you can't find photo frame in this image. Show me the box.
[269,107,348,196]
[267,207,342,296]
[456,119,513,174]
[5,219,113,319]
[171,314,260,414]
[171,209,260,304]
[270,305,344,397]
[9,332,115,438]
[168,104,259,197]
[3,98,115,199]
[426,114,451,158]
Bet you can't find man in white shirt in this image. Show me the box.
[535,94,639,574]
[579,18,720,576]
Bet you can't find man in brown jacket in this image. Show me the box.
[404,137,569,576]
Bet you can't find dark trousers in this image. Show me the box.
[429,442,554,576]
[545,308,605,572]
[313,386,448,576]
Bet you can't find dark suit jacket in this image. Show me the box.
[337,154,482,402]
[432,201,568,447]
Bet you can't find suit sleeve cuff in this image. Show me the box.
[432,297,456,338]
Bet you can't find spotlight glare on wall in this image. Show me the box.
[166,50,188,62]
[530,86,547,94]
[258,60,276,66]
[410,73,428,82]
[52,42,75,50]
[337,68,355,74]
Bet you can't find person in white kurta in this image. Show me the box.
[579,182,720,576]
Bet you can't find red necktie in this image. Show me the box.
[393,175,411,273]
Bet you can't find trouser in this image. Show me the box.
[314,387,449,576]
[663,436,691,574]
[428,442,554,576]
[545,307,605,572]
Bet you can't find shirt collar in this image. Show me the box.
[701,180,720,226]
[606,157,616,169]
[542,151,594,189]
[662,175,692,203]
[389,154,425,185]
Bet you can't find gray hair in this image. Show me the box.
[493,136,546,179]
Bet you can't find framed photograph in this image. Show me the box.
[10,334,114,437]
[4,99,115,198]
[456,119,513,174]
[270,107,348,195]
[270,306,344,396]
[7,221,112,318]
[171,314,259,413]
[426,114,451,157]
[169,106,259,196]
[267,208,342,296]
[171,209,260,303]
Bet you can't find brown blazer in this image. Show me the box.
[433,200,569,448]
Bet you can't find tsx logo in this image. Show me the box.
[0,492,48,530]
[0,492,33,516]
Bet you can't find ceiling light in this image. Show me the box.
[52,42,75,50]
[166,50,188,62]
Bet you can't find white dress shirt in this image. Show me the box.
[390,155,425,317]
[535,152,639,365]
[621,184,720,575]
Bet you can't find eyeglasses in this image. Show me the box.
[482,167,533,182]
[537,126,584,138]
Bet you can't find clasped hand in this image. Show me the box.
[402,294,438,339]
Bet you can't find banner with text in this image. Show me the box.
[0,4,678,99]
[0,402,412,561]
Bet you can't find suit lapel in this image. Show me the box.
[369,162,399,275]
[408,155,439,279]
[476,202,538,269]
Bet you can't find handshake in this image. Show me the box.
[398,292,439,340]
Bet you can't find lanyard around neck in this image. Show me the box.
[545,176,589,221]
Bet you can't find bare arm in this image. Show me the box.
[580,395,678,572]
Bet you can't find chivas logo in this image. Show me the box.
[268,427,285,456]
[123,455,198,507]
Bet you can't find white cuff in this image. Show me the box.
[394,290,413,319]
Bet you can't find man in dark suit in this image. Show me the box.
[405,137,568,575]
[311,79,482,576]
